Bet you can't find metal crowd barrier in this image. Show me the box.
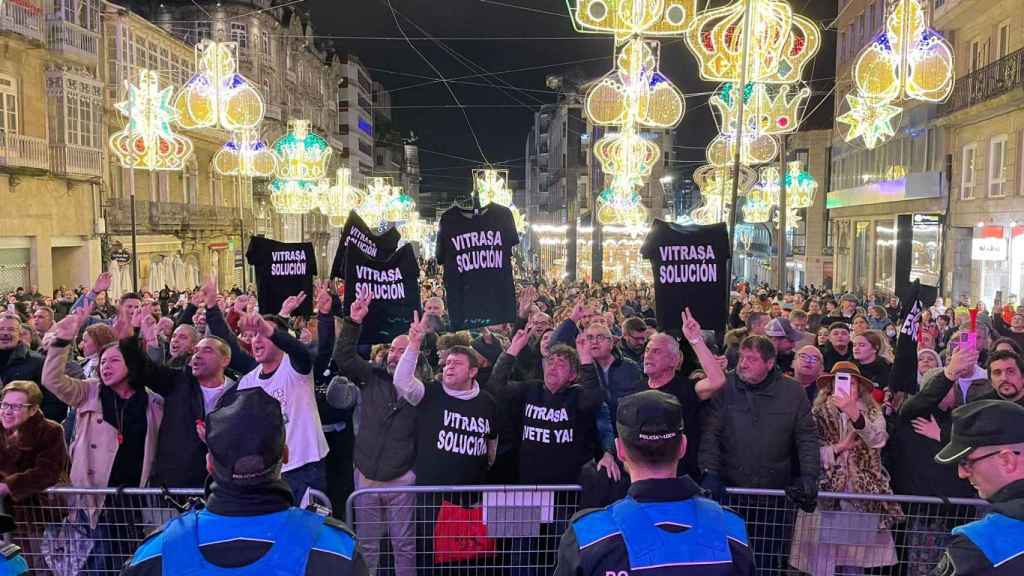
[0,485,990,575]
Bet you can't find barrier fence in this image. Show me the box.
[1,485,990,575]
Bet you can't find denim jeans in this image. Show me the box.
[283,458,328,504]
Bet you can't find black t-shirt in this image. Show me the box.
[246,236,317,317]
[414,382,497,486]
[330,210,401,279]
[640,220,731,335]
[436,203,519,330]
[514,384,597,484]
[648,372,703,479]
[343,243,421,345]
[101,386,149,488]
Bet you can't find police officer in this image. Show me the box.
[933,399,1024,575]
[122,388,367,575]
[554,390,754,576]
[0,514,28,576]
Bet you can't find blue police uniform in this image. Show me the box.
[932,479,1024,576]
[0,543,28,576]
[554,476,754,576]
[122,505,363,576]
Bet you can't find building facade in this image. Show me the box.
[0,0,105,295]
[932,0,1024,307]
[827,0,949,298]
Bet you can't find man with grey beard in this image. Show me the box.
[332,291,418,576]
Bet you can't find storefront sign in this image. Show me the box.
[111,248,132,264]
[972,226,1006,261]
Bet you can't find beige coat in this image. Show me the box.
[41,344,164,527]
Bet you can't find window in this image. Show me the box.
[66,87,101,148]
[997,21,1010,60]
[961,144,977,199]
[989,135,1008,197]
[857,13,865,44]
[158,172,169,202]
[261,31,271,55]
[0,75,18,134]
[358,139,372,157]
[970,38,989,72]
[231,23,248,49]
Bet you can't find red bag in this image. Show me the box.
[433,499,496,564]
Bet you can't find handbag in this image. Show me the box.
[433,499,496,564]
[40,509,95,576]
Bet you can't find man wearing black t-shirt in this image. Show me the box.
[394,312,498,571]
[641,309,726,479]
[822,321,854,371]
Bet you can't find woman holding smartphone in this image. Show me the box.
[788,361,903,576]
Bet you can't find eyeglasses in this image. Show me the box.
[0,402,33,413]
[957,449,1022,471]
[797,353,820,364]
[584,335,611,343]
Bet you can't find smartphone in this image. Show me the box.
[959,330,977,353]
[834,372,852,397]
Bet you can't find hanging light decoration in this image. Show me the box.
[742,166,779,224]
[785,160,817,209]
[269,119,331,214]
[213,129,277,177]
[357,177,398,229]
[174,40,265,132]
[109,69,193,171]
[320,167,365,226]
[473,168,514,206]
[706,82,811,167]
[690,164,757,225]
[567,0,698,41]
[509,204,528,233]
[837,0,954,149]
[385,186,417,224]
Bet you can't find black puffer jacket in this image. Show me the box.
[1,343,67,422]
[699,369,820,489]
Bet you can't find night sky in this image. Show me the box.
[308,0,838,211]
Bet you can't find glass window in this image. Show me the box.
[997,22,1010,60]
[989,135,1008,197]
[853,221,870,294]
[910,214,942,286]
[874,220,895,294]
[961,144,977,199]
[231,23,248,49]
[0,74,18,134]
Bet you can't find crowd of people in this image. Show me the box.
[2,263,1024,575]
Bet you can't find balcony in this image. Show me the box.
[105,199,238,234]
[47,19,99,65]
[939,48,1024,118]
[50,144,102,178]
[0,0,45,44]
[0,132,49,171]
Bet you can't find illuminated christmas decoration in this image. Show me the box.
[785,161,817,209]
[509,204,528,233]
[473,169,514,206]
[269,178,326,215]
[596,186,648,226]
[690,164,756,224]
[109,69,193,171]
[743,166,779,224]
[586,39,685,129]
[174,40,265,132]
[708,82,809,158]
[272,120,332,181]
[385,187,417,224]
[213,130,277,177]
[684,0,820,84]
[839,0,953,148]
[358,177,399,230]
[835,94,902,150]
[320,168,365,226]
[567,0,698,41]
[400,210,431,243]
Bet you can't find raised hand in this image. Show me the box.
[911,415,941,442]
[349,291,371,324]
[408,310,430,349]
[140,309,159,346]
[92,272,112,294]
[54,309,87,341]
[944,345,980,381]
[681,307,703,343]
[575,332,593,364]
[279,291,307,317]
[507,329,530,357]
[517,285,537,319]
[112,308,133,340]
[830,386,861,421]
[570,297,589,324]
[315,280,332,315]
[203,274,219,309]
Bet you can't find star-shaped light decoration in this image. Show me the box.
[836,94,902,150]
[109,69,193,171]
[473,169,514,206]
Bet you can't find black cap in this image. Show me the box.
[206,388,285,485]
[616,390,684,445]
[0,513,14,535]
[935,400,1024,464]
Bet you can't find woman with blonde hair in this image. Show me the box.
[789,362,902,576]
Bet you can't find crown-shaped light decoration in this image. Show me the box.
[785,160,817,209]
[269,178,326,215]
[838,0,954,149]
[174,40,265,132]
[596,184,648,226]
[594,128,663,185]
[385,187,416,224]
[567,0,698,42]
[109,69,193,171]
[473,168,514,206]
[690,164,757,224]
[742,166,779,223]
[213,129,277,177]
[712,82,809,138]
[400,210,430,243]
[358,177,399,229]
[320,168,365,225]
[684,0,819,83]
[272,120,332,181]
